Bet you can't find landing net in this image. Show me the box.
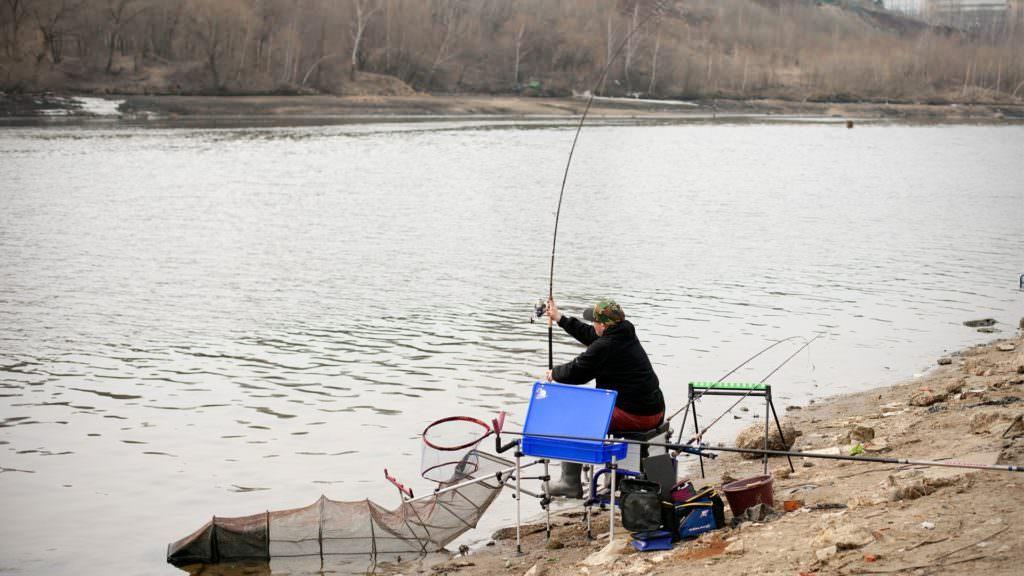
[167,450,512,569]
[420,416,492,483]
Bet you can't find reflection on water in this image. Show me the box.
[1,120,1022,575]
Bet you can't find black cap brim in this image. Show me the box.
[582,307,595,321]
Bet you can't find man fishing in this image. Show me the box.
[544,297,665,497]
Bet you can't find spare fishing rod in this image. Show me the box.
[676,333,822,445]
[688,445,1024,474]
[489,429,1024,474]
[542,0,671,369]
[665,334,810,424]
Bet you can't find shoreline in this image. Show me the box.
[3,93,1024,125]
[408,330,1024,576]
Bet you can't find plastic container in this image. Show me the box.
[521,436,627,463]
[520,382,627,464]
[630,530,674,551]
[721,475,774,517]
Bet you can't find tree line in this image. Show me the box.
[2,0,1023,102]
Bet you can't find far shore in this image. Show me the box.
[3,92,1024,124]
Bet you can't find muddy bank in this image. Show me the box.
[409,332,1024,576]
[3,93,1024,123]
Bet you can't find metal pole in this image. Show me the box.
[585,503,592,540]
[609,455,616,542]
[693,401,705,478]
[768,389,795,472]
[515,451,523,555]
[411,460,540,503]
[763,391,769,475]
[543,459,551,541]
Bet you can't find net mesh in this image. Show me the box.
[420,417,491,484]
[167,451,511,568]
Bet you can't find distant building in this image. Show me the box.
[923,0,1020,30]
[884,0,927,17]
[1012,0,1024,22]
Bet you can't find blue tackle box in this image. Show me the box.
[631,530,674,551]
[521,382,627,464]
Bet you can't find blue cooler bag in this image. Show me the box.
[678,501,717,538]
[668,487,725,540]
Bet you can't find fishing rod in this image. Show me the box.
[544,0,671,369]
[676,333,822,445]
[692,445,1024,474]
[490,429,1024,474]
[665,334,809,424]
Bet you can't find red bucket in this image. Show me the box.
[722,475,774,517]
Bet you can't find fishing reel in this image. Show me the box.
[529,299,547,323]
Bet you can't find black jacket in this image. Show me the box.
[551,316,665,416]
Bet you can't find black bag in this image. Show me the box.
[619,478,663,532]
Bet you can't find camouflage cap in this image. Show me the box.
[586,298,624,325]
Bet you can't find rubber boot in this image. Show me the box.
[548,462,584,498]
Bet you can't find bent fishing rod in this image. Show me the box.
[544,0,671,369]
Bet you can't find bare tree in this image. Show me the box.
[149,0,184,60]
[103,0,147,73]
[349,0,380,79]
[188,0,250,90]
[424,0,463,88]
[648,23,660,95]
[512,15,532,87]
[603,12,618,95]
[623,0,640,92]
[383,0,391,71]
[2,0,30,60]
[0,0,1021,104]
[32,0,84,64]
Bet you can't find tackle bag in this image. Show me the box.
[670,480,696,503]
[661,486,726,540]
[619,478,663,532]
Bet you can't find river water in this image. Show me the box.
[1,118,1022,575]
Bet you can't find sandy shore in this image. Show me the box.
[3,93,1024,122]
[406,331,1024,576]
